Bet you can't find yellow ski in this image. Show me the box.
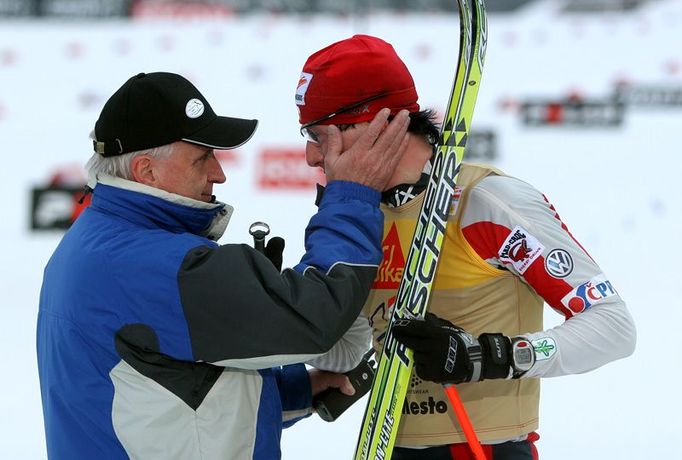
[353,1,488,458]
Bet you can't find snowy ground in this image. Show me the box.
[1,1,681,458]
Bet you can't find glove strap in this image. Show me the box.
[478,333,513,380]
[460,334,483,382]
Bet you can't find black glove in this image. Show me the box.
[391,313,521,384]
[264,237,285,272]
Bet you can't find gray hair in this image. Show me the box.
[85,131,175,181]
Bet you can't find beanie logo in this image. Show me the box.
[185,99,205,119]
[295,72,313,106]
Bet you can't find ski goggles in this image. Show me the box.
[299,93,388,144]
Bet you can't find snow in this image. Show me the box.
[1,0,680,458]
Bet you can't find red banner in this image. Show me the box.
[257,148,325,190]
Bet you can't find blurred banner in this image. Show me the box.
[257,148,326,191]
[0,0,131,17]
[31,186,90,231]
[466,130,498,161]
[29,166,90,231]
[520,97,626,127]
[0,0,561,17]
[615,84,682,107]
[562,0,650,13]
[1,0,658,17]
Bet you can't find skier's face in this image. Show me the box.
[301,93,389,170]
[304,123,369,171]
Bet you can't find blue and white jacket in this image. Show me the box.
[37,175,383,460]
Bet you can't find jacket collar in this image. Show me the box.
[90,174,233,241]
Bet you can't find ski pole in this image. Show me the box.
[443,384,486,460]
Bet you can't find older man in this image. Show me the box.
[37,71,409,459]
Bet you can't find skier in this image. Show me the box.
[295,35,636,459]
[37,71,410,459]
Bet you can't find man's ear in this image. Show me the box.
[130,155,155,186]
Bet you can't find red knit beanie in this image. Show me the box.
[296,35,420,126]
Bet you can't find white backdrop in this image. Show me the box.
[1,1,681,458]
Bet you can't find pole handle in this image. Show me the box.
[249,221,270,254]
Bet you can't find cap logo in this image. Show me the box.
[350,104,371,115]
[295,72,313,106]
[185,98,205,119]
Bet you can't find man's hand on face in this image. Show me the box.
[323,108,410,191]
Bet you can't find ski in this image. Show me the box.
[353,1,488,459]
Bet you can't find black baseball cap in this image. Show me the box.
[93,72,258,157]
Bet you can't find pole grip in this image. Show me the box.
[249,221,270,254]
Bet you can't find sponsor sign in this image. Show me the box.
[185,99,204,118]
[521,98,625,127]
[444,336,458,373]
[295,72,313,106]
[545,248,573,278]
[498,225,544,274]
[374,224,405,289]
[531,337,557,361]
[402,396,449,415]
[615,85,682,108]
[449,185,463,216]
[257,148,325,190]
[31,186,91,230]
[561,273,617,313]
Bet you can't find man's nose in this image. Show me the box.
[305,142,324,168]
[208,155,227,183]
